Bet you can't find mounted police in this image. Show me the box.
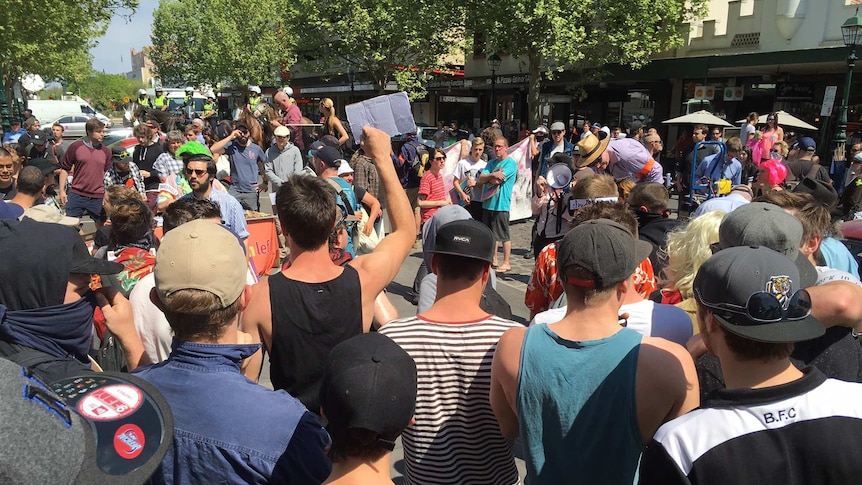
[137,88,151,108]
[153,87,168,112]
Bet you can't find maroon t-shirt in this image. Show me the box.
[61,139,112,198]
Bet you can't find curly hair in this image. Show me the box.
[663,210,725,299]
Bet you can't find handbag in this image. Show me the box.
[355,207,381,255]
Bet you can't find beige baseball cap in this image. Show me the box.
[21,204,80,227]
[155,220,247,308]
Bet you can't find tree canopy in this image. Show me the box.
[150,0,296,87]
[468,0,707,126]
[0,0,138,115]
[293,0,464,99]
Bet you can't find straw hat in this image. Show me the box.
[576,131,610,168]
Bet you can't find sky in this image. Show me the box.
[90,0,159,74]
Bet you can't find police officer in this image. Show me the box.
[202,91,218,130]
[137,88,151,108]
[153,87,168,112]
[247,85,261,113]
[181,87,196,119]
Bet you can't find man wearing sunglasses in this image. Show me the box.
[641,246,862,485]
[535,121,575,189]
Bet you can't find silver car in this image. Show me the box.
[47,114,93,139]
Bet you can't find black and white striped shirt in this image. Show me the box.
[379,315,521,485]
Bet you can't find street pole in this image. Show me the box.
[835,48,856,165]
[0,71,10,134]
[491,70,497,123]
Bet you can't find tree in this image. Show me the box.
[468,0,707,126]
[294,0,464,99]
[150,0,296,87]
[67,71,146,113]
[0,0,138,115]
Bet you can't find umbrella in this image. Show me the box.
[662,110,734,127]
[735,110,818,131]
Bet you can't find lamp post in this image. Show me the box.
[835,10,862,164]
[488,53,501,124]
[347,67,355,103]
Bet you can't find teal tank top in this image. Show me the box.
[517,324,643,484]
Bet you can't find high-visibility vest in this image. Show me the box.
[153,95,167,107]
[248,95,260,111]
[138,96,151,107]
[202,102,215,117]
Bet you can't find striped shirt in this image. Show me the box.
[379,315,520,485]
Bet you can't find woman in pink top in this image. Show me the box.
[417,148,452,225]
[759,112,784,163]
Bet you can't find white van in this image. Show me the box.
[28,99,112,127]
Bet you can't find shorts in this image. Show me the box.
[483,210,510,242]
[65,191,106,223]
[405,187,420,213]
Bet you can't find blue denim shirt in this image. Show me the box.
[134,341,332,484]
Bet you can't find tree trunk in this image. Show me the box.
[527,51,542,129]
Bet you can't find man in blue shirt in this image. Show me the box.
[479,136,518,272]
[135,219,331,484]
[2,119,27,143]
[695,136,744,194]
[211,121,267,211]
[176,142,249,241]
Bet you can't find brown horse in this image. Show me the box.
[236,107,264,148]
[133,105,181,133]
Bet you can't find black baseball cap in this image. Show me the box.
[556,219,652,289]
[320,333,417,451]
[792,177,838,209]
[0,358,174,484]
[28,157,59,176]
[234,121,249,132]
[112,147,133,164]
[431,220,495,264]
[317,146,346,168]
[30,131,47,145]
[694,246,824,343]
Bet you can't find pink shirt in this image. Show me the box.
[419,171,447,224]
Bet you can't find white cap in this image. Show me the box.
[185,86,194,93]
[249,85,261,94]
[138,88,147,95]
[337,161,354,176]
[273,126,290,138]
[600,126,611,136]
[205,91,215,98]
[283,86,293,97]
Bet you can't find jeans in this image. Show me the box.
[229,189,259,211]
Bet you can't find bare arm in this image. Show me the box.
[95,288,149,370]
[210,131,237,156]
[360,190,382,236]
[333,117,349,146]
[239,277,273,381]
[490,327,527,440]
[58,169,69,204]
[808,280,862,327]
[350,127,415,331]
[636,338,700,442]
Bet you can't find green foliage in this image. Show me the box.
[0,0,138,109]
[468,0,707,125]
[293,0,464,97]
[67,72,146,112]
[150,0,296,87]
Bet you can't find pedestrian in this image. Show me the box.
[59,118,112,227]
[640,246,862,485]
[491,219,699,484]
[210,121,267,211]
[132,123,164,211]
[240,127,415,415]
[134,220,332,483]
[320,333,418,485]
[264,125,303,192]
[452,137,486,220]
[381,220,521,484]
[479,136,517,272]
[104,147,146,196]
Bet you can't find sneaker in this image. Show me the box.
[523,252,534,259]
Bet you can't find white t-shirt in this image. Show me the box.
[530,299,693,346]
[128,273,174,363]
[454,157,487,182]
[816,266,862,287]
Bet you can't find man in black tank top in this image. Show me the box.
[241,126,416,414]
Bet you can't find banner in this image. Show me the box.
[439,138,533,222]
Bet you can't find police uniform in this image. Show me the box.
[248,95,260,112]
[153,94,167,110]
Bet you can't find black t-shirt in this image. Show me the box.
[0,183,17,200]
[133,143,164,191]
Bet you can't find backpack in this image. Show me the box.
[411,142,430,180]
[326,178,360,240]
[397,138,429,186]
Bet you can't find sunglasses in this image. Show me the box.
[697,288,812,324]
[433,156,446,161]
[184,168,208,176]
[113,150,132,160]
[767,118,776,122]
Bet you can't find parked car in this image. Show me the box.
[47,114,93,139]
[417,125,437,147]
[102,127,135,147]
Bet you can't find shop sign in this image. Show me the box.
[776,82,814,100]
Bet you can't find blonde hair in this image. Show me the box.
[321,98,338,135]
[663,210,725,299]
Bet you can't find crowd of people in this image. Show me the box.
[3,94,862,485]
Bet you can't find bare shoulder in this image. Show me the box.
[638,337,697,385]
[495,326,529,370]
